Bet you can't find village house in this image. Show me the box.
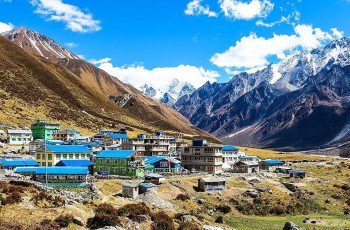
[198,177,227,192]
[103,133,129,147]
[29,139,65,152]
[145,156,181,174]
[14,167,37,177]
[239,155,260,162]
[289,170,306,179]
[122,184,139,199]
[275,167,292,174]
[0,158,39,170]
[55,159,94,174]
[181,139,223,174]
[31,118,60,140]
[144,173,165,185]
[7,129,33,145]
[139,183,157,194]
[232,161,260,174]
[122,132,174,156]
[35,145,93,167]
[34,167,88,184]
[259,160,284,171]
[53,129,80,141]
[94,150,145,177]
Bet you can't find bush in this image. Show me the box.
[40,219,61,229]
[151,211,175,230]
[3,191,22,205]
[118,203,151,221]
[176,194,191,201]
[177,222,201,230]
[87,203,120,229]
[216,204,231,214]
[32,191,65,207]
[54,214,74,228]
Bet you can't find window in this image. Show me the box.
[41,162,45,166]
[98,159,103,164]
[120,168,126,174]
[207,157,213,162]
[81,154,85,159]
[195,148,201,152]
[48,162,52,166]
[160,161,168,167]
[48,154,52,160]
[105,158,111,164]
[128,168,135,173]
[75,154,79,159]
[98,167,103,172]
[195,152,201,156]
[56,154,61,160]
[69,154,73,159]
[18,138,22,141]
[113,159,119,164]
[63,154,67,159]
[42,154,46,160]
[120,159,126,165]
[112,168,118,173]
[36,154,41,160]
[184,148,189,152]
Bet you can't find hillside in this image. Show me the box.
[0,35,216,140]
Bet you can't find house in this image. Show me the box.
[55,159,94,174]
[289,170,306,179]
[0,158,39,170]
[53,129,80,141]
[104,133,129,147]
[122,184,139,199]
[181,139,223,174]
[198,177,227,192]
[94,150,145,177]
[144,173,165,185]
[29,139,65,152]
[14,167,37,177]
[259,160,284,171]
[275,167,292,174]
[35,145,93,167]
[7,129,33,145]
[122,132,174,156]
[238,156,260,162]
[232,161,259,174]
[34,167,88,184]
[222,145,240,167]
[139,183,157,194]
[145,156,181,174]
[31,119,60,140]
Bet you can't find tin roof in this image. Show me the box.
[0,158,39,167]
[96,150,137,158]
[222,145,239,151]
[263,160,284,165]
[199,177,227,183]
[43,145,93,153]
[55,160,93,167]
[14,167,38,173]
[35,166,88,175]
[109,133,129,139]
[122,183,138,188]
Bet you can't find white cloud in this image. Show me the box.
[211,24,343,69]
[65,42,78,48]
[185,0,218,17]
[0,22,14,33]
[77,54,85,60]
[256,15,290,27]
[30,0,101,33]
[219,0,274,20]
[331,28,344,38]
[89,58,219,98]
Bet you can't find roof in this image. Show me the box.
[96,150,137,158]
[145,156,181,164]
[239,156,259,160]
[43,145,93,153]
[235,161,259,166]
[263,160,284,165]
[35,167,88,175]
[7,129,32,134]
[139,183,157,188]
[222,145,239,151]
[55,160,93,167]
[109,133,129,139]
[14,167,38,173]
[289,170,306,174]
[122,183,138,188]
[199,177,227,183]
[145,173,164,178]
[0,158,39,167]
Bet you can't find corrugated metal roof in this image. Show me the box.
[14,167,38,173]
[0,158,39,167]
[122,183,138,188]
[35,167,88,175]
[109,133,129,139]
[145,156,181,164]
[96,150,136,158]
[199,177,227,183]
[289,170,305,174]
[239,156,259,159]
[222,145,239,151]
[45,145,93,153]
[263,160,283,165]
[55,160,93,167]
[139,183,157,188]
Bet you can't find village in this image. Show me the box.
[0,119,350,230]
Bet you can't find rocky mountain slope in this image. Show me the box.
[0,28,217,140]
[175,37,350,150]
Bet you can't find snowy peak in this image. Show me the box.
[160,93,176,106]
[140,84,157,97]
[1,26,80,62]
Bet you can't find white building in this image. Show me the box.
[7,129,33,145]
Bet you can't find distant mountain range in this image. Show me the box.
[0,26,217,141]
[174,37,350,150]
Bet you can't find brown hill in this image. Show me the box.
[0,35,216,140]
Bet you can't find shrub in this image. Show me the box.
[3,191,22,205]
[177,222,201,230]
[216,204,231,214]
[151,211,175,230]
[87,203,120,229]
[54,214,74,228]
[176,194,190,201]
[40,219,61,229]
[118,203,151,221]
[32,191,65,207]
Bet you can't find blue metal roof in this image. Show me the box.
[0,158,39,167]
[109,133,128,139]
[139,183,156,188]
[263,160,284,165]
[289,170,305,174]
[14,167,38,173]
[45,145,93,153]
[74,142,100,147]
[35,167,88,175]
[145,156,180,164]
[96,150,136,158]
[239,156,258,159]
[222,145,239,151]
[122,183,138,187]
[55,160,93,167]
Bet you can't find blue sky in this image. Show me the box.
[0,0,350,92]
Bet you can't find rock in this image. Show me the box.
[283,183,299,192]
[245,190,261,198]
[197,199,205,204]
[136,215,150,222]
[344,210,350,215]
[325,199,331,203]
[302,218,309,223]
[207,209,214,216]
[180,215,193,222]
[215,216,224,224]
[203,225,224,230]
[73,216,84,226]
[255,187,269,192]
[283,221,304,230]
[218,192,222,196]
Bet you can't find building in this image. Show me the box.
[29,139,65,152]
[181,139,223,174]
[238,156,260,162]
[94,150,145,177]
[56,159,94,174]
[35,145,93,167]
[144,173,165,185]
[289,170,306,179]
[259,160,284,171]
[275,167,292,174]
[104,133,129,147]
[31,118,60,140]
[14,167,37,177]
[145,156,181,174]
[53,129,80,141]
[122,132,174,156]
[0,158,39,170]
[198,177,227,192]
[231,161,260,174]
[139,183,157,194]
[7,129,33,145]
[222,145,240,166]
[122,184,139,199]
[34,167,88,184]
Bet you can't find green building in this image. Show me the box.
[95,150,145,177]
[31,118,60,140]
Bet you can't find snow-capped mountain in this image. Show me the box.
[140,84,157,97]
[160,93,176,106]
[1,26,80,62]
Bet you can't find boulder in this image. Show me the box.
[73,216,84,226]
[215,216,224,224]
[245,190,261,198]
[283,221,304,230]
[197,199,205,204]
[136,215,150,222]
